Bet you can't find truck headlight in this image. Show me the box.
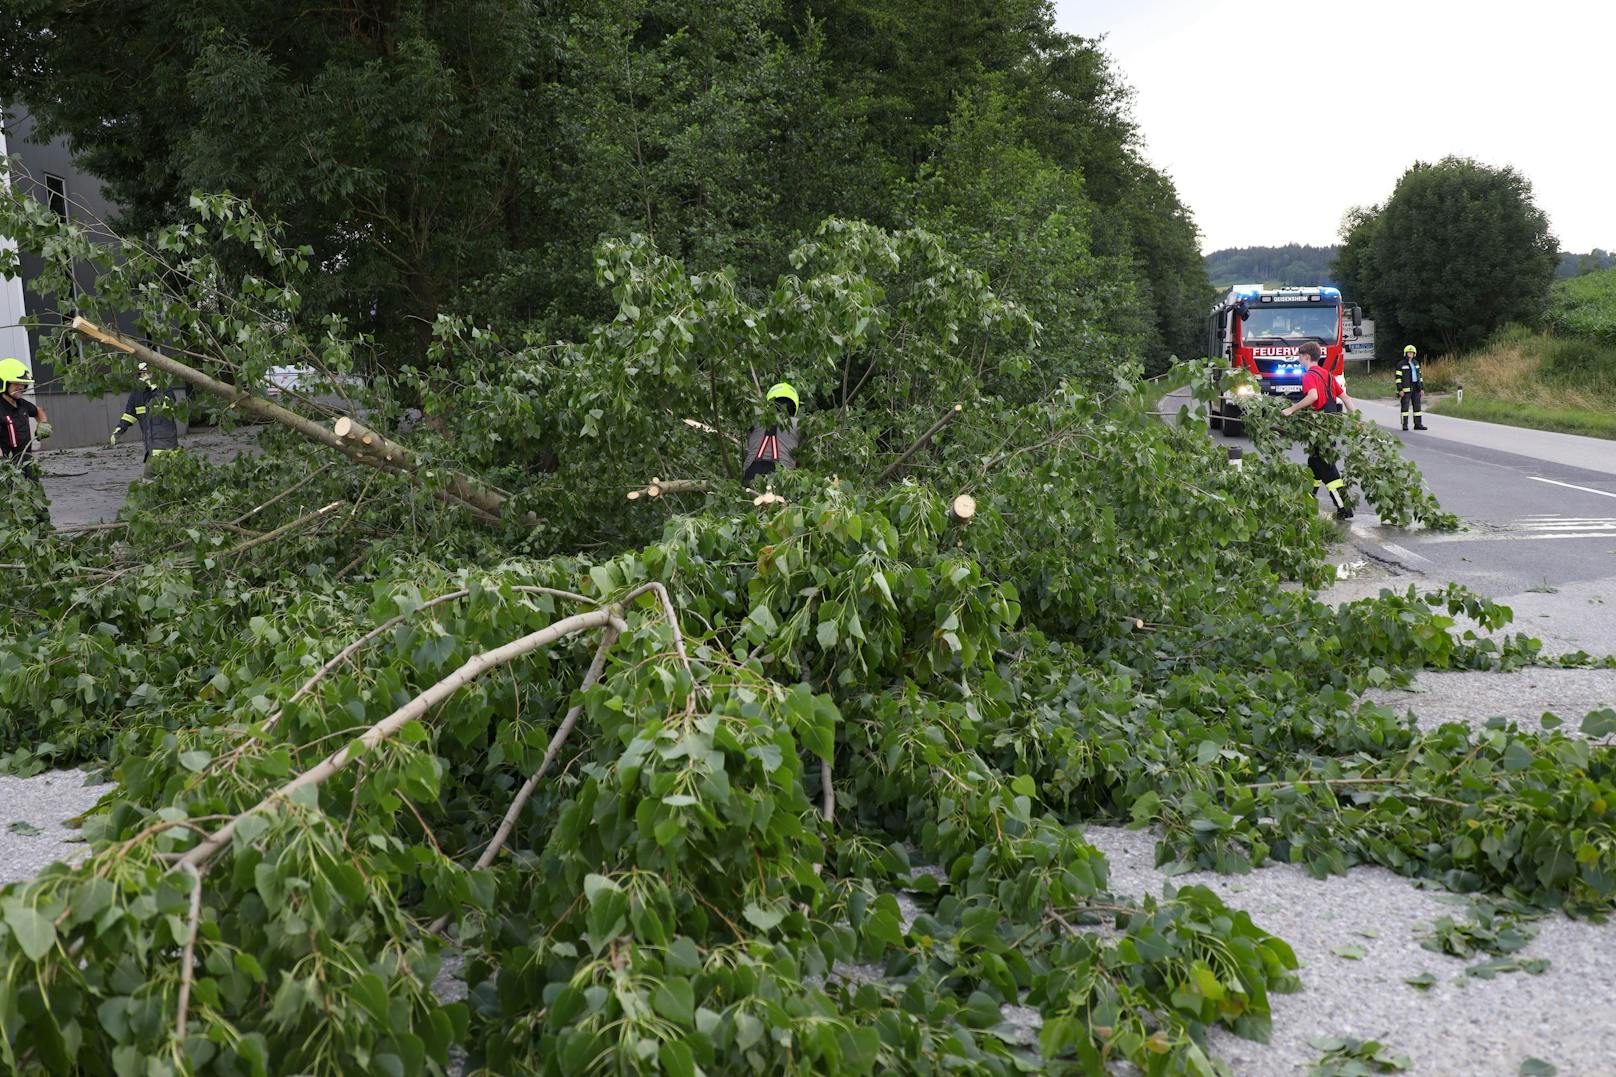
[1233,384,1258,398]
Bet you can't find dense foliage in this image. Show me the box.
[2,181,1614,1077]
[1547,265,1616,345]
[1334,157,1560,359]
[0,0,1207,372]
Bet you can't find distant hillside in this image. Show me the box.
[1204,244,1340,287]
[1558,250,1615,278]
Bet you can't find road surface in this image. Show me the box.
[1175,389,1616,654]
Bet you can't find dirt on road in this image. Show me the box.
[37,426,263,529]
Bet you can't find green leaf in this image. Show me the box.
[651,978,695,1026]
[1519,1059,1557,1076]
[1404,971,1437,990]
[178,749,211,772]
[658,1038,697,1077]
[742,902,784,932]
[3,900,57,961]
[734,1011,765,1050]
[815,619,839,648]
[351,972,390,1024]
[1579,708,1616,737]
[583,874,619,904]
[1331,944,1366,960]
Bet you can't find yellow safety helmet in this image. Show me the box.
[765,382,800,411]
[1403,344,1417,356]
[0,357,33,385]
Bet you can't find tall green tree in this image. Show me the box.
[1336,157,1559,357]
[2,0,550,357]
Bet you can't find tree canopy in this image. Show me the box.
[1,0,1208,372]
[1333,157,1559,358]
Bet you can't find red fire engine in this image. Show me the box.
[1207,284,1361,436]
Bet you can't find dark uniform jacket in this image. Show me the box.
[113,382,182,458]
[1394,357,1423,394]
[0,392,40,462]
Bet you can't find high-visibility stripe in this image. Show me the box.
[135,406,147,415]
[1325,479,1346,491]
[120,412,137,423]
[1312,479,1322,488]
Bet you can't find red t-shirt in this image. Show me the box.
[1302,367,1341,412]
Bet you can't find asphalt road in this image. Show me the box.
[1173,390,1616,654]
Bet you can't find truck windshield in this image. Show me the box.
[1241,305,1339,342]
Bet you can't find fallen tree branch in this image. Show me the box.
[621,581,692,676]
[259,584,597,735]
[334,416,510,522]
[205,521,262,538]
[466,628,620,873]
[217,501,343,560]
[179,606,627,871]
[821,759,835,824]
[877,403,963,484]
[627,478,709,501]
[231,463,333,526]
[72,317,511,526]
[173,862,203,1043]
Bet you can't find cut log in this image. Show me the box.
[948,493,976,524]
[72,318,511,526]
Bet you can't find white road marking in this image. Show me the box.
[1529,476,1616,500]
[1378,540,1433,564]
[1420,530,1616,544]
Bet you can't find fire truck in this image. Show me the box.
[1207,284,1361,436]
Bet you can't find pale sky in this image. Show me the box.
[1052,0,1615,254]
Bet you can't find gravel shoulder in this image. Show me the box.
[1367,666,1616,734]
[0,770,110,886]
[1087,824,1616,1077]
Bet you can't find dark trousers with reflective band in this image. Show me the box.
[1400,387,1423,428]
[1307,452,1347,509]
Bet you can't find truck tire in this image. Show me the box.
[1209,400,1223,432]
[1222,401,1243,438]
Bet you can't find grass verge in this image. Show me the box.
[1429,394,1616,440]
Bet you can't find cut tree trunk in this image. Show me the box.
[71,317,511,526]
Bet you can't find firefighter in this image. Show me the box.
[1281,341,1357,520]
[109,361,182,477]
[1396,344,1427,430]
[0,356,51,483]
[742,382,800,484]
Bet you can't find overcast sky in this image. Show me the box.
[1052,0,1614,254]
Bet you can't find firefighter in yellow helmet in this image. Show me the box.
[0,357,51,483]
[1396,345,1427,431]
[743,382,801,484]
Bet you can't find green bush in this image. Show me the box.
[1548,267,1616,343]
[1541,335,1616,391]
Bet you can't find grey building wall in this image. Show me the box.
[2,105,141,448]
